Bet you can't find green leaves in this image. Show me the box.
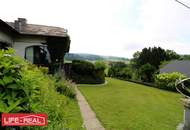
[0,48,82,129]
[0,49,38,113]
[2,76,13,85]
[0,93,24,113]
[155,72,186,91]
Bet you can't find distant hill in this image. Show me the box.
[64,53,129,62]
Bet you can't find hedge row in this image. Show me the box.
[65,60,106,84]
[117,72,186,92]
[0,49,79,130]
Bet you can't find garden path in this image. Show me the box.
[75,87,105,130]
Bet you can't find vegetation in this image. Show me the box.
[179,54,190,60]
[79,78,183,130]
[107,47,171,82]
[68,60,105,84]
[132,47,167,69]
[155,72,186,91]
[107,62,132,79]
[54,75,76,98]
[0,49,84,130]
[64,53,129,62]
[129,47,180,82]
[165,49,180,60]
[139,63,156,82]
[94,61,107,70]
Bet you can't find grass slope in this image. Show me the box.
[79,78,183,130]
[63,98,85,129]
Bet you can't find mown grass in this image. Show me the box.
[79,78,183,130]
[63,98,85,129]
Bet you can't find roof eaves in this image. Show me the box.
[19,32,69,38]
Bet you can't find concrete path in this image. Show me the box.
[75,87,105,130]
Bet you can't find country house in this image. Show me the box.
[0,18,70,73]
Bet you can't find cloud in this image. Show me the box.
[121,0,190,57]
[1,0,190,58]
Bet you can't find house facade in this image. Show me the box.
[0,18,70,73]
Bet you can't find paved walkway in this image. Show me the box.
[75,87,105,130]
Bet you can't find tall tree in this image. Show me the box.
[165,49,180,60]
[133,47,167,69]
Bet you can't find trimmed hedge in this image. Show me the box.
[117,72,186,92]
[68,60,105,84]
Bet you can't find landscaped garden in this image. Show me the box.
[0,47,187,130]
[0,49,84,130]
[79,78,183,130]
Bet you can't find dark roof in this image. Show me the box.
[0,20,19,34]
[6,22,68,37]
[160,60,190,77]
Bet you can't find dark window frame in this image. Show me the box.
[25,45,51,66]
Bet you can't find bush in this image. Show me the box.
[69,60,105,84]
[155,72,186,91]
[119,67,132,79]
[0,48,37,113]
[107,62,132,80]
[94,61,106,70]
[53,75,76,98]
[139,63,156,82]
[72,60,94,74]
[0,49,80,129]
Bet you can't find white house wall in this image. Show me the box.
[13,36,46,58]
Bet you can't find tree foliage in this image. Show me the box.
[130,47,180,82]
[107,62,132,79]
[133,47,167,69]
[139,63,156,82]
[165,49,180,60]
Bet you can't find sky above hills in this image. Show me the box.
[1,0,190,58]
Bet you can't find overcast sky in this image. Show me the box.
[1,0,190,58]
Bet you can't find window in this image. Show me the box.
[25,45,51,66]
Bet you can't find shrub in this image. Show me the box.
[94,61,106,70]
[0,49,80,129]
[72,60,94,75]
[107,62,127,78]
[69,60,105,84]
[119,67,132,79]
[107,62,133,80]
[139,63,156,82]
[39,66,49,74]
[155,72,186,91]
[54,76,76,98]
[0,48,37,113]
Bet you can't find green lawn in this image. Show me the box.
[63,98,85,129]
[79,78,183,130]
